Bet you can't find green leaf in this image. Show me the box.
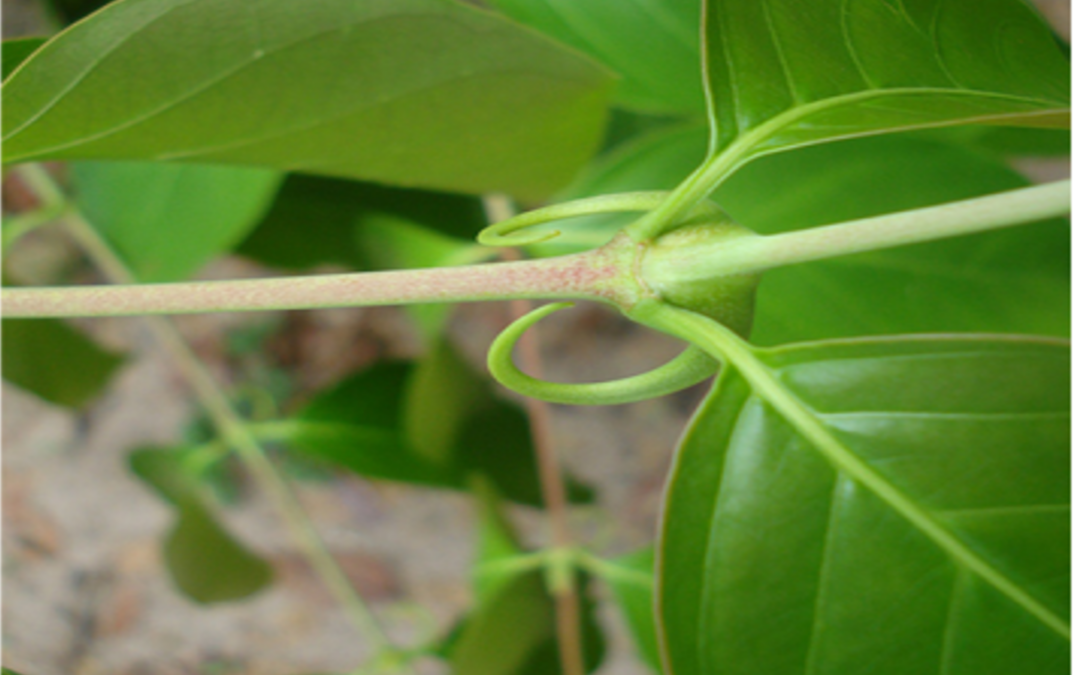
[3,0,612,201]
[165,502,275,604]
[550,124,1069,342]
[717,135,1071,344]
[2,37,47,81]
[2,317,124,408]
[659,335,1069,674]
[237,174,487,271]
[73,161,282,282]
[282,361,457,487]
[280,356,594,506]
[597,548,661,672]
[912,126,1072,157]
[486,0,702,115]
[130,448,273,603]
[701,0,1068,164]
[406,340,494,465]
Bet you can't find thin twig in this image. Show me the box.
[486,194,585,675]
[15,164,411,672]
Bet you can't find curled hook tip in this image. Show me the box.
[488,302,718,406]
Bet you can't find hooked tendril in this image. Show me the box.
[477,191,726,247]
[487,302,719,405]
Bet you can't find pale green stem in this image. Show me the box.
[2,247,624,318]
[56,203,411,669]
[575,551,653,589]
[485,192,586,675]
[644,180,1071,283]
[2,163,71,254]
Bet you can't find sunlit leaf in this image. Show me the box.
[3,0,612,201]
[130,448,273,603]
[659,335,1069,674]
[73,161,283,282]
[486,0,702,114]
[701,0,1068,165]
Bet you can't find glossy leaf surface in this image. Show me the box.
[701,0,1068,163]
[550,125,1068,342]
[3,317,124,408]
[486,0,702,114]
[130,448,273,603]
[3,0,612,201]
[73,161,282,282]
[659,335,1069,674]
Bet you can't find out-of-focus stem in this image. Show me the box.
[487,194,585,675]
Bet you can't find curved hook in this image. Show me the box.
[478,192,727,248]
[487,302,719,405]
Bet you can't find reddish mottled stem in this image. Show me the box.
[3,249,629,318]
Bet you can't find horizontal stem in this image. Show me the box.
[3,249,628,318]
[645,180,1070,282]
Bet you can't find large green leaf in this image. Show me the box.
[486,0,702,114]
[130,448,273,603]
[2,0,612,201]
[701,0,1068,167]
[546,125,1068,342]
[2,317,124,408]
[659,334,1069,674]
[73,161,282,282]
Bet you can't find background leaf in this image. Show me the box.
[237,174,487,271]
[130,448,273,603]
[73,161,283,282]
[445,491,605,674]
[659,336,1069,674]
[548,125,1069,342]
[701,0,1068,160]
[280,353,593,506]
[486,0,702,114]
[2,37,47,81]
[3,0,612,201]
[2,317,124,408]
[597,548,660,672]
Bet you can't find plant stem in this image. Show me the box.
[645,180,1071,282]
[487,194,584,675]
[53,200,408,669]
[3,247,625,318]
